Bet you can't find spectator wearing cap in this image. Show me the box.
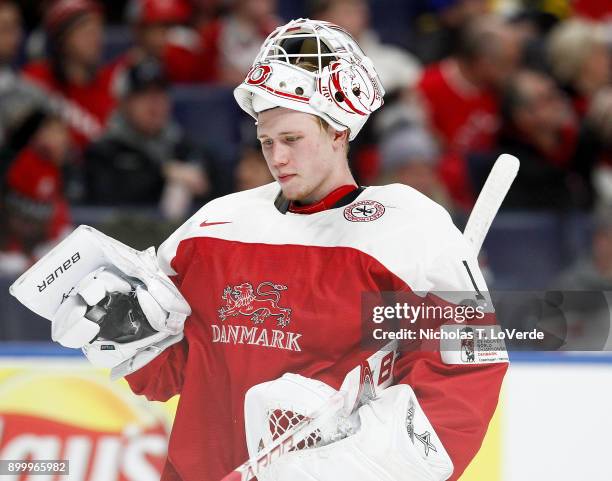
[124,0,204,83]
[21,0,122,149]
[0,112,72,274]
[84,58,209,220]
[416,15,521,210]
[197,0,281,85]
[547,18,611,118]
[378,124,450,208]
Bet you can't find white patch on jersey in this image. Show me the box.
[343,200,385,222]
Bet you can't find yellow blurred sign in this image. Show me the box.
[0,360,175,481]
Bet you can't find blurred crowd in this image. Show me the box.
[0,0,610,291]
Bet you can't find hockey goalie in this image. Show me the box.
[10,18,508,481]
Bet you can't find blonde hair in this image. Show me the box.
[547,19,607,85]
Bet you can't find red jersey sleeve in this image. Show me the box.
[125,336,189,402]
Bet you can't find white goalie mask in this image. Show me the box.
[234,18,385,141]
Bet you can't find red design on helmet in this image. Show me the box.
[246,65,273,86]
[320,58,382,117]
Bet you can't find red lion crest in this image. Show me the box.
[218,282,292,328]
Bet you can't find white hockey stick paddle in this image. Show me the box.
[463,153,520,255]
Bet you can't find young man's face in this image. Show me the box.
[256,108,342,203]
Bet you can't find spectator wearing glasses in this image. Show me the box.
[417,15,521,210]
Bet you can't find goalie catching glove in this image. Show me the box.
[9,226,191,379]
[55,266,184,378]
[244,373,453,481]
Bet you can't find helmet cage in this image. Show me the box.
[255,20,364,73]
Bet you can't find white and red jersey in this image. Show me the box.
[126,182,507,481]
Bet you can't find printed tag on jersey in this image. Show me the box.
[440,324,509,365]
[344,200,385,222]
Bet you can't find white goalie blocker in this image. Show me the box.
[9,225,191,378]
[244,374,453,481]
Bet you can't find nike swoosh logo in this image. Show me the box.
[200,220,232,227]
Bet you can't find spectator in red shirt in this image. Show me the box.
[0,112,72,274]
[197,0,281,84]
[417,15,520,209]
[21,0,120,149]
[124,0,204,83]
